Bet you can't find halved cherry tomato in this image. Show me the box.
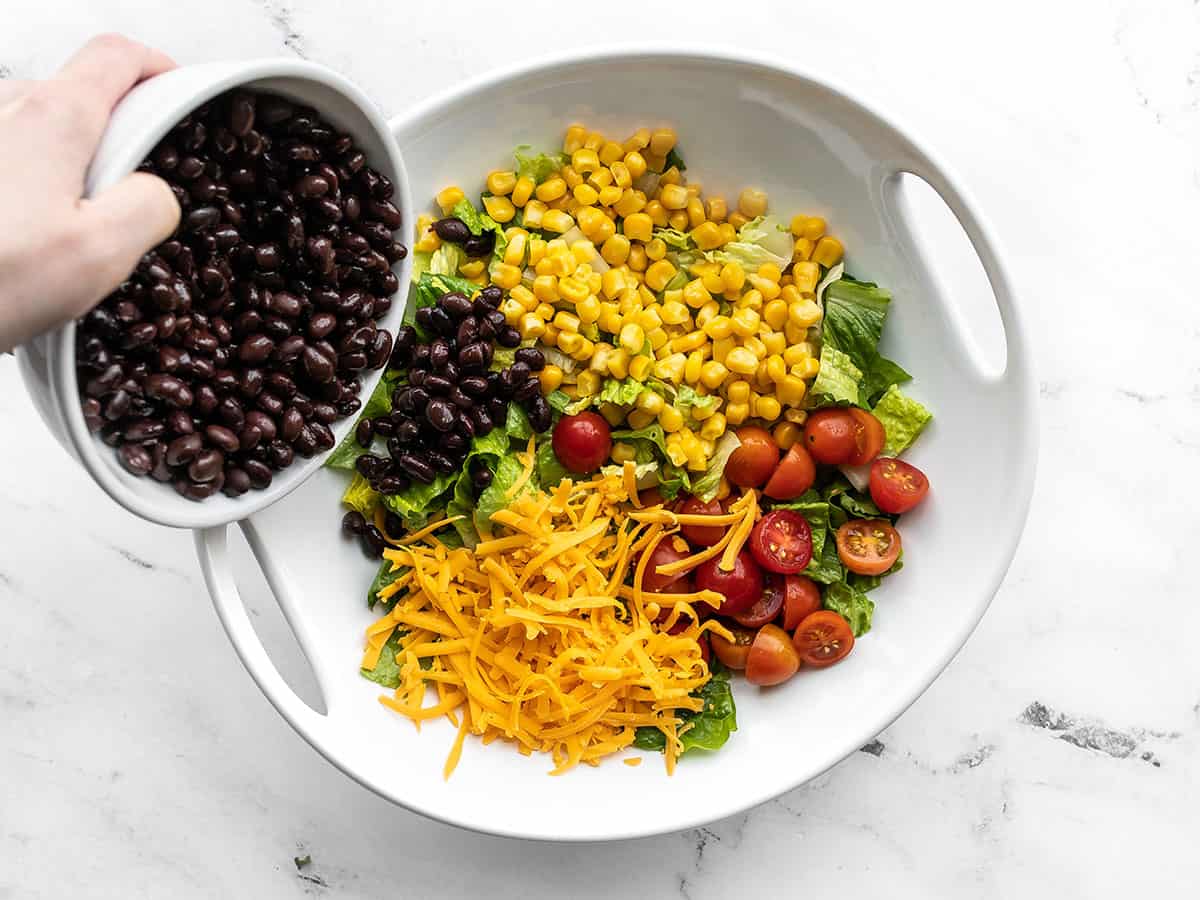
[781,575,822,630]
[726,426,779,488]
[552,412,612,473]
[746,624,802,685]
[710,624,755,669]
[641,535,694,592]
[869,457,930,514]
[749,509,813,574]
[792,610,854,667]
[678,496,726,547]
[846,409,885,466]
[732,578,785,628]
[694,550,764,615]
[835,519,901,576]
[804,409,859,464]
[638,486,667,508]
[763,444,816,500]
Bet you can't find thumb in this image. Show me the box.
[81,171,181,289]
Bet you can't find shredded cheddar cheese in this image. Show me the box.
[361,475,756,777]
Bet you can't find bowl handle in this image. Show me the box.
[884,158,1032,398]
[195,524,335,743]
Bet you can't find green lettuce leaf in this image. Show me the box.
[823,581,875,637]
[451,197,508,262]
[475,452,537,533]
[382,473,456,528]
[546,390,572,414]
[536,440,572,487]
[367,558,405,610]
[428,242,465,277]
[871,384,933,456]
[712,215,792,273]
[808,345,862,407]
[823,276,911,405]
[848,553,903,593]
[443,427,514,547]
[804,533,845,584]
[823,477,885,519]
[341,472,380,518]
[612,422,669,464]
[653,227,693,251]
[360,631,404,687]
[505,404,534,441]
[598,377,648,407]
[665,147,686,172]
[673,385,719,423]
[690,430,740,502]
[514,145,567,184]
[656,463,690,500]
[633,662,737,754]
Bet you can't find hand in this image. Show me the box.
[0,34,182,352]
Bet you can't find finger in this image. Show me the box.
[50,34,176,150]
[79,171,181,290]
[0,79,29,106]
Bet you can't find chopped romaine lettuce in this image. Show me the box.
[367,558,405,610]
[546,390,571,414]
[656,463,690,500]
[712,215,792,273]
[633,662,736,753]
[475,453,537,533]
[360,631,403,687]
[804,536,845,584]
[823,276,911,405]
[505,404,534,441]
[514,145,567,184]
[325,370,400,470]
[535,440,571,487]
[872,384,933,455]
[409,249,431,280]
[428,242,465,277]
[612,422,669,463]
[653,227,693,251]
[690,430,741,502]
[382,472,456,527]
[822,581,875,637]
[665,147,686,172]
[341,472,380,518]
[808,345,862,407]
[673,385,720,424]
[540,347,580,374]
[598,377,648,407]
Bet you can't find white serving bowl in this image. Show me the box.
[17,59,412,530]
[197,46,1037,841]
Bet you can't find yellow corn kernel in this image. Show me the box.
[667,331,706,354]
[589,140,618,166]
[531,275,559,303]
[718,262,745,295]
[683,197,704,230]
[563,124,588,154]
[702,315,733,340]
[802,217,826,240]
[512,176,537,208]
[725,402,749,426]
[644,200,669,227]
[621,212,654,243]
[557,332,583,355]
[571,148,600,174]
[813,236,844,268]
[692,302,717,330]
[573,205,604,234]
[727,212,748,232]
[711,336,735,364]
[772,421,800,450]
[648,127,677,156]
[491,263,523,290]
[788,299,822,328]
[618,322,646,353]
[658,184,689,210]
[537,364,563,394]
[604,159,629,187]
[642,259,676,292]
[508,284,535,311]
[690,221,723,251]
[571,241,596,265]
[730,307,761,338]
[621,410,651,433]
[619,127,649,152]
[765,354,788,383]
[641,149,665,172]
[499,297,524,324]
[791,260,820,292]
[777,374,807,407]
[653,353,686,383]
[573,183,599,206]
[501,232,527,269]
[666,210,688,231]
[656,300,688,326]
[782,321,806,346]
[738,288,764,313]
[699,413,726,441]
[792,237,814,261]
[762,331,786,357]
[754,364,774,391]
[522,199,547,229]
[566,295,597,326]
[436,186,467,216]
[513,311,544,343]
[574,369,601,397]
[626,246,648,275]
[784,408,808,426]
[798,357,820,379]
[632,388,663,415]
[694,360,726,391]
[659,166,682,187]
[480,170,514,197]
[744,335,768,359]
[457,258,485,279]
[751,262,779,284]
[551,310,579,333]
[592,268,621,300]
[533,177,565,203]
[597,235,629,267]
[603,441,636,466]
[698,199,724,227]
[540,322,560,346]
[725,347,758,375]
[590,215,617,244]
[593,345,623,379]
[645,327,669,351]
[658,405,684,433]
[787,214,808,237]
[558,164,582,189]
[629,355,653,382]
[613,189,647,218]
[754,395,782,421]
[583,130,605,152]
[725,381,750,405]
[531,303,553,323]
[763,298,789,330]
[540,210,573,234]
[675,280,706,311]
[637,307,664,332]
[593,183,618,207]
[745,275,780,301]
[525,236,546,265]
[683,350,704,385]
[617,151,646,182]
[586,168,614,191]
[737,188,768,218]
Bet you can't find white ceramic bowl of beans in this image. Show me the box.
[192,47,1038,841]
[17,58,412,530]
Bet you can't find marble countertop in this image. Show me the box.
[3,0,1199,896]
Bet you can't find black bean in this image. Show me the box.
[302,344,336,382]
[223,467,252,496]
[103,390,132,421]
[438,291,473,320]
[124,418,165,442]
[470,406,494,435]
[118,443,153,476]
[433,218,471,243]
[425,375,452,396]
[313,402,338,424]
[408,387,430,411]
[361,525,386,558]
[457,414,476,440]
[463,232,495,258]
[188,449,224,483]
[508,361,532,384]
[428,307,455,336]
[244,459,273,489]
[266,439,294,469]
[205,424,241,453]
[497,327,522,348]
[427,450,455,474]
[458,342,487,372]
[245,411,277,442]
[342,510,367,535]
[395,419,420,445]
[513,376,541,402]
[280,407,305,442]
[487,397,508,422]
[308,312,337,339]
[472,466,494,491]
[527,396,552,433]
[459,375,489,398]
[293,425,319,457]
[456,317,479,348]
[515,347,545,371]
[367,331,392,369]
[239,425,263,451]
[449,387,474,409]
[397,453,435,483]
[167,410,195,435]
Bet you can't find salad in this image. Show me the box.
[327,124,933,775]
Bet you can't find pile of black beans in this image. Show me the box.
[74,89,405,501]
[349,284,551,504]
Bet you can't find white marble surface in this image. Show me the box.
[3,0,1200,896]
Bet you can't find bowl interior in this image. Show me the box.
[50,61,412,530]
[232,51,1035,840]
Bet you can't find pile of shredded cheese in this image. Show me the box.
[361,462,759,776]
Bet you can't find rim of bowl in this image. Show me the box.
[284,43,1035,841]
[52,59,412,530]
